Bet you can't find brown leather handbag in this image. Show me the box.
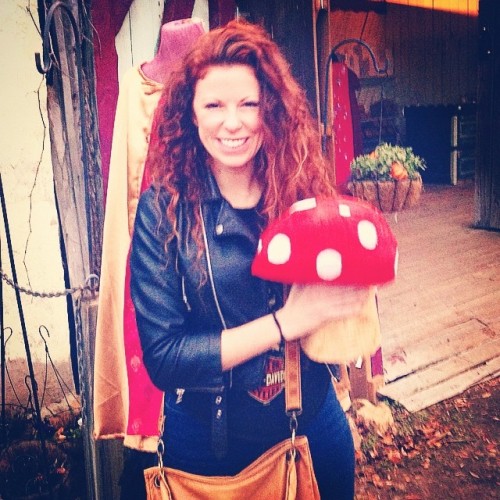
[143,341,320,500]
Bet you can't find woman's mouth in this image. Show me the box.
[219,138,247,149]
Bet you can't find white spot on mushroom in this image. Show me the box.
[358,220,378,250]
[394,248,399,276]
[316,249,342,281]
[338,204,351,217]
[267,233,292,265]
[257,239,262,254]
[290,197,317,214]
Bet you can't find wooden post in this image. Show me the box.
[475,0,500,230]
[38,1,123,498]
[79,295,123,500]
[348,350,384,404]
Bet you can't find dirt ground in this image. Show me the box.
[352,376,499,500]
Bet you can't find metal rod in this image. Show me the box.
[0,172,51,492]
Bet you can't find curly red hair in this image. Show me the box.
[148,19,335,255]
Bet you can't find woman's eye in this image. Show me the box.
[243,101,260,108]
[205,103,220,109]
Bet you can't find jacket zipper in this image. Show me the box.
[199,203,233,389]
[174,204,231,404]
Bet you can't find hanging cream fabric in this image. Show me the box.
[93,19,205,451]
[93,66,164,449]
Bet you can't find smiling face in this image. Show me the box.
[192,64,263,176]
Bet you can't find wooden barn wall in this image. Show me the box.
[330,5,478,109]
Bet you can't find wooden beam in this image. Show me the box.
[40,1,115,498]
[475,0,500,229]
[379,342,500,412]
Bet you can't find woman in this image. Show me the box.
[130,19,367,499]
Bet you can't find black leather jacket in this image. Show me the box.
[130,174,284,393]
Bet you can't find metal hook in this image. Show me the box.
[85,274,100,296]
[35,1,80,75]
[2,327,13,346]
[38,325,51,353]
[329,38,388,75]
[321,38,389,152]
[24,375,35,407]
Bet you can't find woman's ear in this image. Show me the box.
[192,109,198,127]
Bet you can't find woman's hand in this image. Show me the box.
[276,284,371,342]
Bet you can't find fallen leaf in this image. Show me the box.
[381,433,394,446]
[403,436,415,450]
[387,449,403,464]
[355,449,365,463]
[387,350,406,364]
[469,471,480,479]
[371,473,385,488]
[456,449,470,459]
[454,398,470,408]
[486,446,497,457]
[481,391,491,399]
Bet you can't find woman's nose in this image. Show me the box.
[223,107,243,130]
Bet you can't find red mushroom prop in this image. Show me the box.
[251,196,398,363]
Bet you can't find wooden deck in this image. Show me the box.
[375,180,500,412]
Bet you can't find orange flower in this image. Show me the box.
[390,161,408,180]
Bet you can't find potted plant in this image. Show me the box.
[348,143,426,212]
[0,407,84,499]
[0,440,69,499]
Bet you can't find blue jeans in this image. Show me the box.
[161,385,354,499]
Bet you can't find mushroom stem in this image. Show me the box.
[300,287,381,363]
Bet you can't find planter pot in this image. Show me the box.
[347,174,423,213]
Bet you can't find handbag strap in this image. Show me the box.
[284,339,302,416]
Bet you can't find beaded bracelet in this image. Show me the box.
[271,311,286,343]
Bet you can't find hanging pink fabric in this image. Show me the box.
[121,96,166,449]
[331,62,363,193]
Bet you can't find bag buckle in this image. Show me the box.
[289,411,298,447]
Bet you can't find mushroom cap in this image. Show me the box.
[251,196,398,286]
